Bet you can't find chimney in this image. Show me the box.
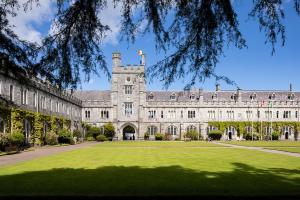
[289,83,293,91]
[112,52,121,67]
[216,84,220,91]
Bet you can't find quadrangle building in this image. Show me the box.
[0,52,300,144]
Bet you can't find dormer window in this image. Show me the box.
[212,93,217,100]
[190,94,195,100]
[148,93,154,100]
[231,93,237,101]
[170,93,176,100]
[250,93,256,100]
[288,93,295,100]
[269,93,275,100]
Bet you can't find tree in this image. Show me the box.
[103,122,115,140]
[1,0,300,89]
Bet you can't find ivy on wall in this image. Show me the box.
[208,121,300,135]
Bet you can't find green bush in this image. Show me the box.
[272,131,279,140]
[0,132,9,151]
[86,127,101,139]
[73,129,81,138]
[96,134,108,142]
[144,132,150,140]
[208,130,223,140]
[103,123,115,140]
[45,130,58,145]
[86,136,95,141]
[57,129,72,144]
[244,132,260,140]
[184,130,199,140]
[9,131,25,147]
[155,133,164,141]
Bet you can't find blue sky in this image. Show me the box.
[9,0,300,92]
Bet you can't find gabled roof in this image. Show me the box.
[74,90,111,102]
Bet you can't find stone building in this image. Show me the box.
[75,52,300,141]
[1,52,300,142]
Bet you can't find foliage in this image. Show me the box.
[45,130,58,145]
[155,133,164,141]
[184,130,199,141]
[0,132,9,150]
[96,134,108,142]
[272,131,279,140]
[9,131,25,147]
[73,129,81,138]
[144,132,150,140]
[57,128,72,144]
[86,136,95,141]
[86,126,101,139]
[244,132,260,141]
[208,130,223,140]
[103,123,115,140]
[164,133,173,141]
[2,1,300,88]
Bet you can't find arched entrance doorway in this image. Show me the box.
[123,125,136,140]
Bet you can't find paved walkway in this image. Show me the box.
[213,142,300,158]
[0,142,98,167]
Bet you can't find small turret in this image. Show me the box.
[112,52,121,67]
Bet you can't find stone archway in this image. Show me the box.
[122,124,136,140]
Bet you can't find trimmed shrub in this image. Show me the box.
[208,130,223,140]
[73,129,81,138]
[57,129,72,144]
[184,130,199,140]
[86,136,95,141]
[244,132,260,140]
[96,134,108,142]
[86,127,101,139]
[9,131,25,147]
[45,130,58,145]
[272,131,279,140]
[0,132,9,151]
[155,133,164,141]
[103,123,115,140]
[144,132,150,140]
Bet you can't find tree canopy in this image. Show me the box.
[1,0,299,89]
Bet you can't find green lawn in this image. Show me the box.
[220,140,300,147]
[264,147,300,154]
[0,141,300,197]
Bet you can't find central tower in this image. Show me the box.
[111,52,146,140]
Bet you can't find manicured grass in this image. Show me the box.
[220,140,300,147]
[264,147,300,154]
[0,141,299,197]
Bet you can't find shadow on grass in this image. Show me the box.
[0,163,299,199]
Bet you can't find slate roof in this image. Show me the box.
[74,90,111,102]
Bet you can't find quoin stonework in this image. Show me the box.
[1,52,300,143]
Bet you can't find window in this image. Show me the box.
[269,93,276,100]
[246,110,252,119]
[188,110,195,118]
[276,111,279,118]
[207,125,217,133]
[245,126,252,134]
[296,111,298,119]
[148,93,154,100]
[257,110,260,118]
[33,92,37,107]
[167,125,177,135]
[283,111,291,119]
[85,110,90,119]
[168,110,176,119]
[161,111,164,118]
[56,101,59,112]
[0,81,2,95]
[147,126,157,136]
[170,93,176,100]
[101,110,109,119]
[227,111,234,119]
[148,110,156,119]
[181,110,183,118]
[208,110,216,119]
[186,125,197,133]
[264,126,272,135]
[212,93,217,100]
[125,85,133,94]
[250,93,256,100]
[9,85,14,101]
[21,88,27,105]
[125,102,133,115]
[190,94,195,100]
[41,96,46,109]
[265,111,272,119]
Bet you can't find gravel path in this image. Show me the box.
[0,142,98,167]
[213,142,300,158]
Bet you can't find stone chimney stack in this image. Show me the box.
[216,84,220,91]
[112,52,121,67]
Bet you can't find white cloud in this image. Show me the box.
[7,0,54,44]
[99,2,122,45]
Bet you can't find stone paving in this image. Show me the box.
[0,142,98,167]
[213,142,300,158]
